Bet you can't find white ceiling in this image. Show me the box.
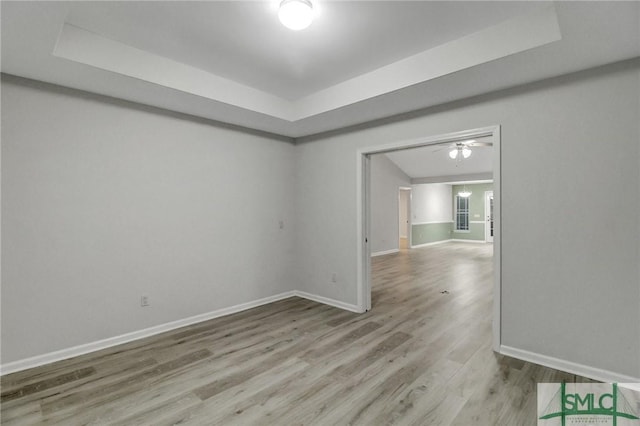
[385,137,493,180]
[2,1,639,138]
[54,1,545,100]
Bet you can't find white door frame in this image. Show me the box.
[398,187,412,248]
[485,191,494,243]
[356,125,502,351]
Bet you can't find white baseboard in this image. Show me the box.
[499,345,640,384]
[451,239,488,243]
[293,290,363,313]
[411,239,453,249]
[0,291,297,376]
[412,221,454,225]
[0,290,365,376]
[371,248,399,257]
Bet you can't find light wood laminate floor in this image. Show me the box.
[2,242,592,425]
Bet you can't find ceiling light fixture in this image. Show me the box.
[449,145,472,160]
[279,0,314,31]
[458,185,472,198]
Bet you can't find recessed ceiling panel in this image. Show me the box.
[2,1,638,137]
[61,1,552,100]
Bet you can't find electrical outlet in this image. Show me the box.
[331,273,337,283]
[279,220,284,229]
[141,296,149,307]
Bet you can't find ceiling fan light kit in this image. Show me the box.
[279,0,314,31]
[449,145,473,160]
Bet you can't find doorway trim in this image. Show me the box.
[356,125,502,351]
[398,187,412,249]
[485,190,494,243]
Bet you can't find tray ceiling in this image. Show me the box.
[2,1,639,138]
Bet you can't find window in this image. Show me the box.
[455,196,469,231]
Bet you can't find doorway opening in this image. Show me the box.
[357,125,501,350]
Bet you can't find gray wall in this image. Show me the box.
[1,76,296,363]
[370,154,411,254]
[2,60,639,380]
[295,61,640,379]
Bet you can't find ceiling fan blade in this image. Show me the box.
[468,142,493,147]
[430,146,449,153]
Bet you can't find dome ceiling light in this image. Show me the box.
[278,0,314,31]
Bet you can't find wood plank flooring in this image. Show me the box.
[1,242,596,425]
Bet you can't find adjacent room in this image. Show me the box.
[371,136,495,255]
[1,1,639,424]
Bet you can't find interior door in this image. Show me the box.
[485,191,494,243]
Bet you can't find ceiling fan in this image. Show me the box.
[438,139,493,160]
